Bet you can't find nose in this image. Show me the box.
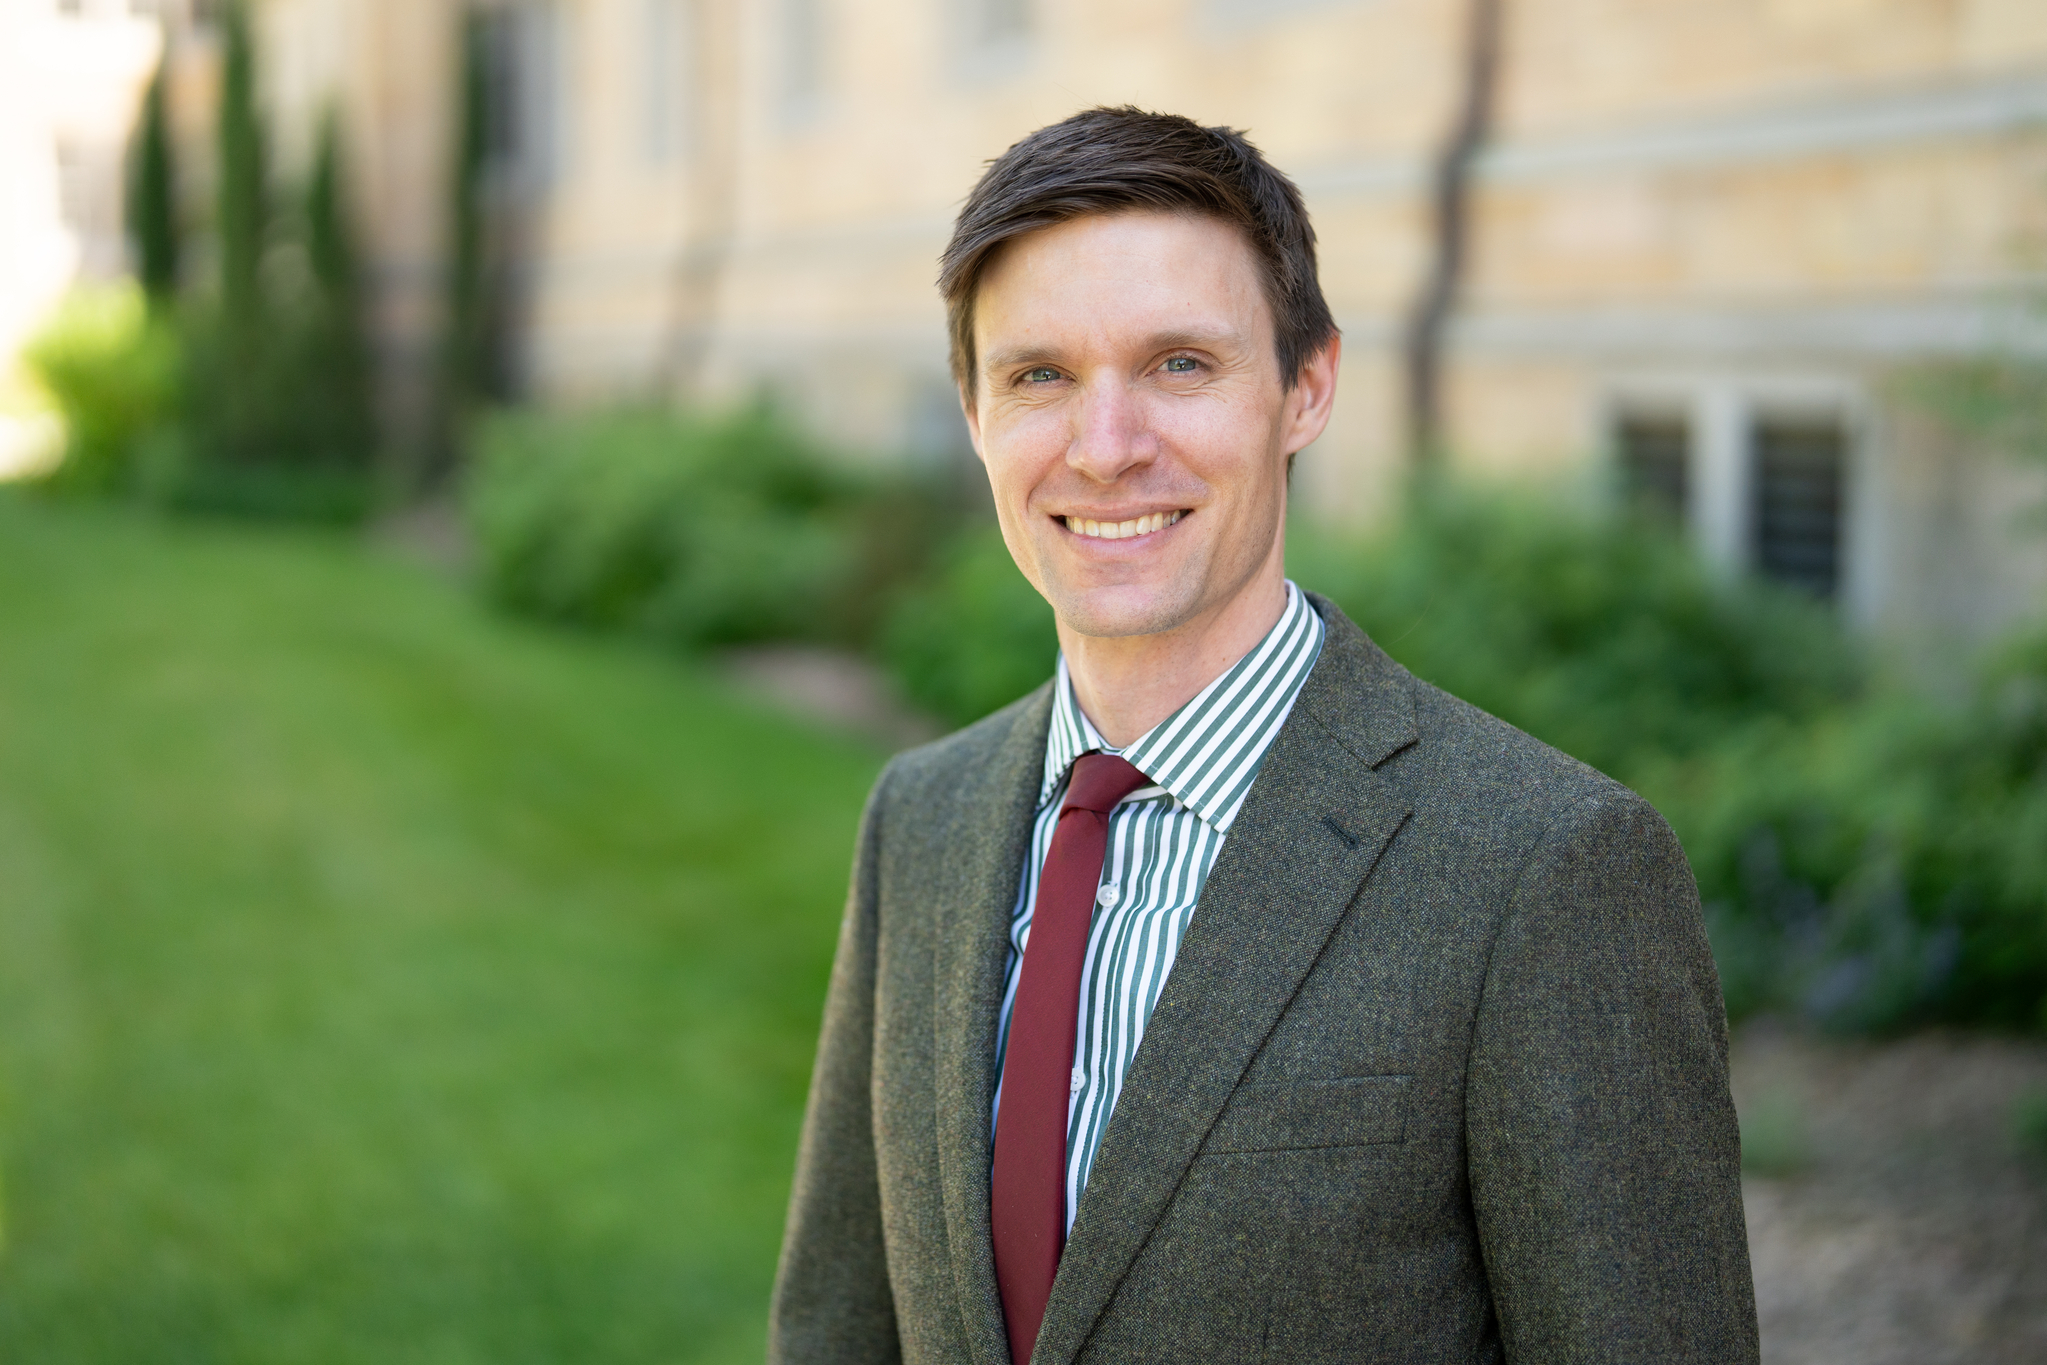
[1065,379,1158,484]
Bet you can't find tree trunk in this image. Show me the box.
[1403,0,1505,474]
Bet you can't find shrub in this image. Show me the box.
[28,13,380,522]
[466,405,945,650]
[876,485,2041,1034]
[1286,489,2043,1033]
[881,526,1058,727]
[2017,1087,2047,1166]
[1288,489,1861,777]
[22,285,178,496]
[1663,625,2047,1033]
[23,289,378,522]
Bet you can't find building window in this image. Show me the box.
[962,0,1030,46]
[1751,418,1846,597]
[475,4,557,189]
[1614,413,1688,523]
[781,0,823,121]
[641,0,691,165]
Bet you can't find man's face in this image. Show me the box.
[963,210,1335,641]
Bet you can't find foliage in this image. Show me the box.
[128,58,179,303]
[1289,489,2043,1034]
[881,526,1059,727]
[216,0,266,337]
[468,428,2047,1034]
[1289,490,1861,777]
[21,286,179,496]
[1662,627,2047,1033]
[1898,356,2047,466]
[446,10,494,417]
[169,6,377,513]
[1283,488,2045,1034]
[164,106,381,516]
[467,406,949,650]
[32,12,379,520]
[2017,1087,2047,1166]
[0,493,873,1362]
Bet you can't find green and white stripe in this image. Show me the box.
[995,581,1326,1232]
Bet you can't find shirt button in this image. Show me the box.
[1071,1067,1086,1093]
[1096,884,1120,908]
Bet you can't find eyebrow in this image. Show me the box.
[981,327,1250,375]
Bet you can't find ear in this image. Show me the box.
[960,380,987,463]
[1280,335,1342,459]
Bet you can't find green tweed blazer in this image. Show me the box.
[769,597,1759,1365]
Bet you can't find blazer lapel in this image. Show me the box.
[933,684,1055,1365]
[1032,603,1418,1365]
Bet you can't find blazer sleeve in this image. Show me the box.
[767,767,903,1365]
[1465,790,1760,1365]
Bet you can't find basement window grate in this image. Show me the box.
[1752,419,1845,598]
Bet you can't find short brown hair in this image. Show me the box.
[940,106,1338,397]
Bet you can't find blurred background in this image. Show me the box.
[2,0,2045,1360]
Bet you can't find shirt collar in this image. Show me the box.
[1038,580,1326,834]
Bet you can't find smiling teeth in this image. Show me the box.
[1065,510,1182,540]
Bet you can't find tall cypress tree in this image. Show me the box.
[304,106,376,470]
[129,57,180,305]
[216,0,267,340]
[447,10,491,412]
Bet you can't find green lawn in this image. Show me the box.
[0,495,884,1363]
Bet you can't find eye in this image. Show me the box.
[1163,356,1199,374]
[1024,367,1061,384]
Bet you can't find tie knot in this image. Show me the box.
[1062,752,1151,817]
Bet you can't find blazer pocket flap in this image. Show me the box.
[1204,1075,1409,1153]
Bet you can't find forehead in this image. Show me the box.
[972,210,1272,354]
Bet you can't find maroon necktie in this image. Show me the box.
[991,751,1151,1365]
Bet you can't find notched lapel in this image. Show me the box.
[932,685,1053,1365]
[1032,694,1413,1365]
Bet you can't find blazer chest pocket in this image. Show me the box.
[1203,1075,1409,1153]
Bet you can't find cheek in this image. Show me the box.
[982,406,1069,494]
[1154,396,1282,496]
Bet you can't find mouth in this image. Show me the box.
[1060,509,1185,542]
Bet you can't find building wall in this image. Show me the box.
[30,0,2047,642]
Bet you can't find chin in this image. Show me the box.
[1048,580,1204,641]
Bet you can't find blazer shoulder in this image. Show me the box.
[1416,674,1667,850]
[869,680,1054,821]
[1304,599,1654,841]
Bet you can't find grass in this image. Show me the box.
[0,495,884,1363]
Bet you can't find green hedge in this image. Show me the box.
[23,289,379,522]
[465,406,950,650]
[1287,491,2045,1034]
[1661,630,2047,1033]
[1289,494,1860,777]
[880,527,1057,727]
[21,287,179,497]
[464,418,2047,1035]
[882,488,2045,1033]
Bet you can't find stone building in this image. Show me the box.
[15,0,2047,642]
[0,0,164,474]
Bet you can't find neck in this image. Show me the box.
[1060,560,1290,750]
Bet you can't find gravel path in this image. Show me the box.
[1734,1026,2047,1364]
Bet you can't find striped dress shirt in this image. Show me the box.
[994,581,1326,1232]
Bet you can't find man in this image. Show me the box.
[770,107,1757,1365]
